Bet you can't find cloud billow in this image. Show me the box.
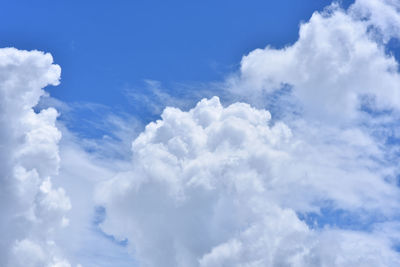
[3,0,400,266]
[97,94,400,266]
[96,0,400,266]
[0,48,71,267]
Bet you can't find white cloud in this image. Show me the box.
[0,48,71,266]
[4,0,400,266]
[228,1,400,124]
[96,96,400,266]
[350,0,400,41]
[51,128,137,267]
[96,0,400,266]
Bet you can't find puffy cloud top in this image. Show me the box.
[230,0,400,123]
[96,1,400,266]
[98,96,400,266]
[0,48,70,267]
[4,0,400,266]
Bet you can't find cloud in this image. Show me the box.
[96,96,400,266]
[0,48,71,266]
[4,0,400,266]
[95,0,400,266]
[350,0,400,41]
[228,0,400,124]
[123,79,224,123]
[50,126,137,267]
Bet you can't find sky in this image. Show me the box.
[2,0,400,266]
[0,0,354,123]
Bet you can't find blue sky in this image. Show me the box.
[1,0,353,112]
[3,0,400,266]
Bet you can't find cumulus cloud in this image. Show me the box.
[0,48,71,266]
[229,0,400,124]
[4,0,400,266]
[351,0,400,41]
[96,0,400,266]
[97,96,400,266]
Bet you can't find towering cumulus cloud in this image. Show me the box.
[0,48,71,266]
[97,0,400,266]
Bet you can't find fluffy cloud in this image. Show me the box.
[4,0,400,266]
[0,48,71,266]
[96,0,400,266]
[97,97,400,266]
[350,0,400,41]
[229,0,400,124]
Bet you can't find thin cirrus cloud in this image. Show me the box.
[2,0,400,266]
